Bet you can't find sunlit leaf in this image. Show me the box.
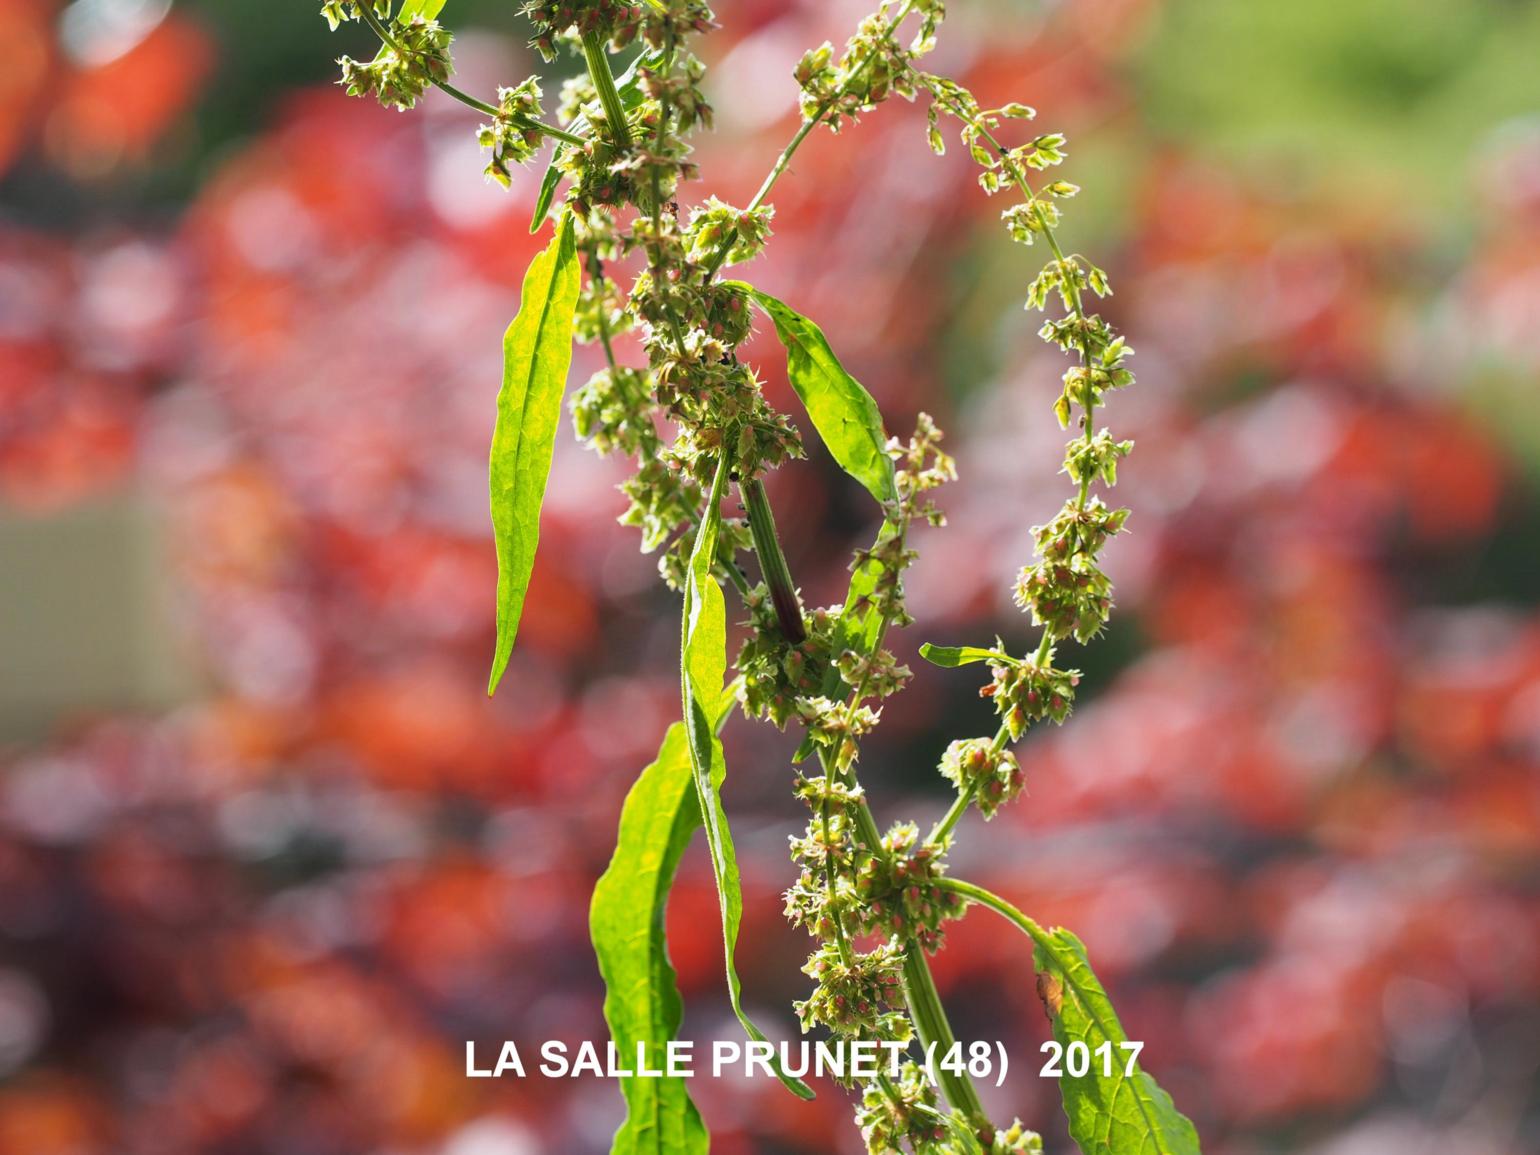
[732,284,897,507]
[487,213,581,694]
[398,0,447,18]
[591,722,711,1155]
[681,454,814,1102]
[919,643,1012,668]
[1035,928,1203,1155]
[530,162,562,234]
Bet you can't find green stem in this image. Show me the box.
[586,2,988,1132]
[902,941,991,1131]
[820,794,855,965]
[357,6,582,144]
[935,876,1055,955]
[580,29,633,147]
[927,781,976,847]
[740,478,806,644]
[807,740,989,1130]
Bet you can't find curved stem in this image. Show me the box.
[927,781,976,847]
[934,876,1055,954]
[929,94,1098,509]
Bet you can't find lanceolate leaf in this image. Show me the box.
[591,723,711,1155]
[398,0,447,18]
[918,642,1012,668]
[530,163,563,234]
[1034,928,1202,1155]
[731,284,898,507]
[487,214,581,695]
[838,517,902,659]
[681,455,815,1102]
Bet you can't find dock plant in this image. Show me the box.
[320,3,1204,1152]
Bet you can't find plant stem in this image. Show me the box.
[653,2,992,1130]
[357,6,582,144]
[935,876,1056,955]
[740,478,807,643]
[581,29,633,147]
[927,781,976,847]
[927,720,1012,845]
[708,29,1007,1116]
[902,941,991,1131]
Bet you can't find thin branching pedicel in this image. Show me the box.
[320,3,1199,1153]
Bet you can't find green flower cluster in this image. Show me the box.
[795,941,909,1043]
[338,13,452,111]
[856,823,966,950]
[982,655,1081,741]
[794,0,946,132]
[478,79,545,187]
[320,0,386,33]
[855,1062,955,1153]
[937,739,1023,819]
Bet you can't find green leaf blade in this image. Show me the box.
[530,162,562,234]
[1034,929,1202,1155]
[919,642,1011,668]
[398,0,447,18]
[734,285,897,507]
[487,213,582,695]
[590,723,710,1155]
[680,455,814,1102]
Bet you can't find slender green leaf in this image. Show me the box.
[919,642,1012,668]
[838,516,901,657]
[487,214,581,695]
[530,162,563,234]
[732,284,897,507]
[1034,928,1202,1155]
[681,454,814,1102]
[591,722,710,1155]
